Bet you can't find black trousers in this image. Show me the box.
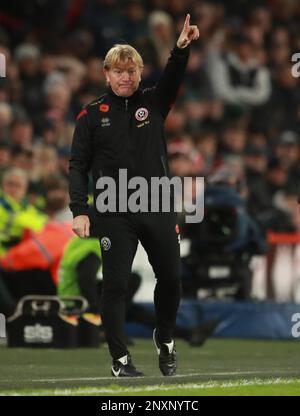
[96,212,181,360]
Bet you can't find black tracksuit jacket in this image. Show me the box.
[69,45,190,218]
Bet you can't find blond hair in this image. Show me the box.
[103,44,143,70]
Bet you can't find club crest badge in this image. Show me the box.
[135,107,149,121]
[100,237,111,251]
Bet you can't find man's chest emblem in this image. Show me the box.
[135,107,149,121]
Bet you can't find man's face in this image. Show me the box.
[104,62,141,97]
[2,174,28,202]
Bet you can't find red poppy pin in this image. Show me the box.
[99,104,109,112]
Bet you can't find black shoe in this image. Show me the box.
[153,329,176,376]
[189,319,219,347]
[111,354,143,377]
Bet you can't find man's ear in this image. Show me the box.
[103,68,110,85]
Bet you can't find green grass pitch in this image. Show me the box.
[0,338,300,395]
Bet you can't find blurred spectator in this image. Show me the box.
[274,130,300,172]
[207,33,271,110]
[148,10,175,68]
[0,168,47,255]
[35,117,60,146]
[0,141,11,180]
[272,130,300,206]
[0,102,13,140]
[44,175,72,222]
[193,1,223,42]
[84,57,106,91]
[248,4,272,35]
[14,43,44,114]
[266,157,289,196]
[44,80,72,119]
[57,146,71,180]
[268,27,291,74]
[253,156,296,232]
[194,130,218,174]
[208,155,247,198]
[121,0,148,44]
[183,44,215,100]
[165,106,187,137]
[55,56,86,96]
[10,146,33,173]
[182,44,223,134]
[62,29,95,61]
[83,0,122,56]
[9,117,33,148]
[244,143,277,231]
[168,137,204,177]
[266,65,300,135]
[217,124,247,159]
[0,181,74,316]
[30,145,61,201]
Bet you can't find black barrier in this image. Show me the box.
[6,295,102,348]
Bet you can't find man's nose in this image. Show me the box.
[121,71,130,81]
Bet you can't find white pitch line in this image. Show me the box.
[3,378,300,396]
[30,369,297,383]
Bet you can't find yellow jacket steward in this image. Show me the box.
[0,191,47,255]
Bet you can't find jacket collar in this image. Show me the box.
[107,87,141,106]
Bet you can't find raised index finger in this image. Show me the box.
[184,13,190,30]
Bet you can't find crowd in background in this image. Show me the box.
[0,0,300,257]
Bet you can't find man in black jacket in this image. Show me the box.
[69,14,199,377]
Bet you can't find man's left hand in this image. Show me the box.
[177,14,200,49]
